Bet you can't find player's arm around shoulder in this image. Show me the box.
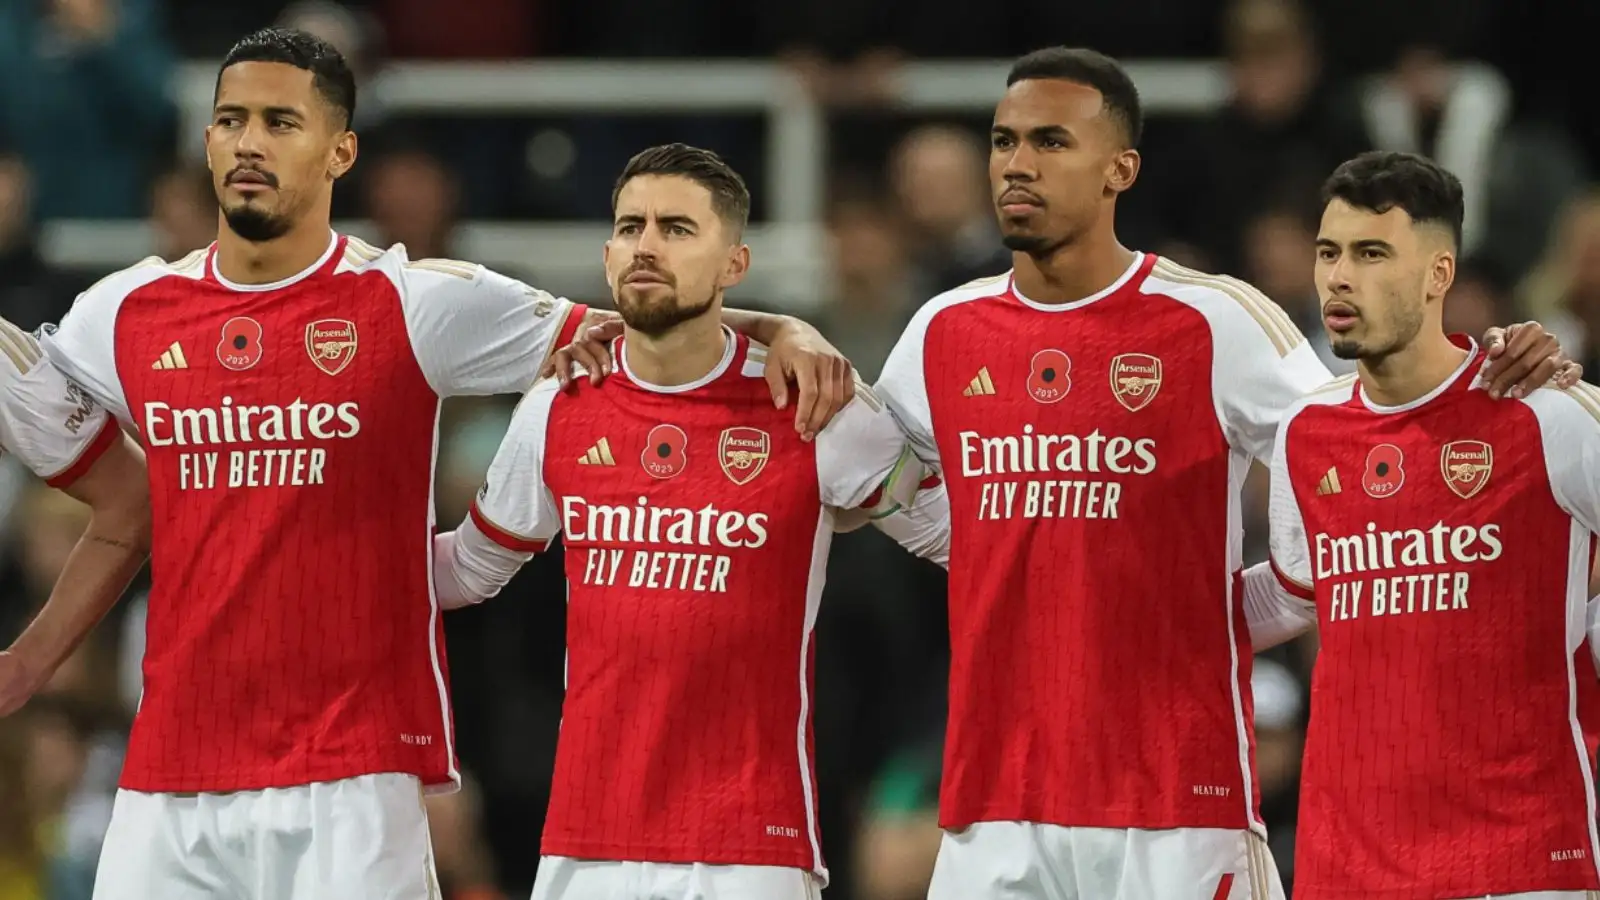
[392,250,589,397]
[1141,261,1332,462]
[434,379,564,610]
[818,381,951,567]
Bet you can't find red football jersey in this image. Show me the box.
[875,253,1332,832]
[40,234,585,792]
[1268,339,1600,899]
[465,331,920,879]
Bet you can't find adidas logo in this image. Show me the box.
[578,437,616,466]
[152,342,188,370]
[1315,468,1342,496]
[962,367,995,397]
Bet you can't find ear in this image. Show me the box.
[328,130,358,182]
[1106,148,1141,196]
[720,243,751,291]
[602,240,616,289]
[1429,250,1456,301]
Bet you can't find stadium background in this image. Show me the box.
[2,0,1598,896]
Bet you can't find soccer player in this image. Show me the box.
[0,319,149,717]
[552,49,1581,899]
[435,143,948,900]
[1254,151,1600,900]
[23,29,858,900]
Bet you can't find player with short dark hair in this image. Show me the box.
[437,144,947,900]
[23,28,858,900]
[542,47,1579,900]
[1256,150,1600,900]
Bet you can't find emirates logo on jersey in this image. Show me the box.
[1440,440,1493,499]
[1109,353,1162,412]
[718,427,770,485]
[305,319,357,376]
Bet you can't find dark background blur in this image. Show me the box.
[3,0,1599,897]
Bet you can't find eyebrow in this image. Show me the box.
[213,104,306,119]
[991,124,1075,142]
[1316,237,1396,252]
[615,213,701,229]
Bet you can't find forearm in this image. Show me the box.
[721,308,793,346]
[1241,561,1318,650]
[8,511,147,678]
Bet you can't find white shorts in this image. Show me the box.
[529,856,821,900]
[927,822,1285,900]
[91,773,440,900]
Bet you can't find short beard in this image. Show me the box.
[223,204,292,242]
[617,290,716,337]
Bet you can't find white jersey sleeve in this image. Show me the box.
[816,382,917,509]
[1249,403,1322,649]
[1523,383,1600,673]
[0,317,115,487]
[383,246,587,397]
[1524,383,1600,536]
[1140,260,1333,463]
[876,301,942,470]
[438,381,563,607]
[813,379,951,564]
[41,255,185,423]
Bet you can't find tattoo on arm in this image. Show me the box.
[90,535,136,551]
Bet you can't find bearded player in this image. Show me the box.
[24,29,857,900]
[554,47,1577,899]
[1254,151,1600,900]
[0,318,149,717]
[436,143,948,900]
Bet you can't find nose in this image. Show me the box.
[234,118,268,161]
[1323,257,1353,295]
[1001,143,1037,183]
[634,222,666,257]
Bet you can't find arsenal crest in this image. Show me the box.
[718,427,771,485]
[305,319,357,376]
[1440,440,1492,499]
[1109,353,1162,412]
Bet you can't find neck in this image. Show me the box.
[1011,219,1136,303]
[623,310,728,388]
[214,209,333,285]
[1358,326,1468,407]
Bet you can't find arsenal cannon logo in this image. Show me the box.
[1440,440,1492,500]
[1109,353,1162,412]
[305,319,357,376]
[718,427,771,485]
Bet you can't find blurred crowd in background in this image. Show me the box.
[2,0,1600,897]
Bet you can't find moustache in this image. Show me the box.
[622,264,674,286]
[226,167,279,188]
